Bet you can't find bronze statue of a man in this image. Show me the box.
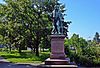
[52,4,63,34]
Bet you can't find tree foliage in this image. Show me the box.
[0,0,66,56]
[64,33,100,66]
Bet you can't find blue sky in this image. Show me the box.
[0,0,100,40]
[0,0,4,4]
[59,0,100,40]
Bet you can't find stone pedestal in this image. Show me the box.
[45,35,70,65]
[50,35,66,59]
[44,35,78,68]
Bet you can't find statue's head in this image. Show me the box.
[55,4,60,10]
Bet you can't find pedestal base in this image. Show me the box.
[44,58,78,68]
[40,64,78,68]
[45,58,70,65]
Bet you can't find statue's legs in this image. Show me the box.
[56,20,61,34]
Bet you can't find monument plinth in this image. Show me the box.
[50,35,66,59]
[45,35,70,65]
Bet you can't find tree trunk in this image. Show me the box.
[9,44,11,52]
[35,30,41,56]
[33,47,36,52]
[36,41,39,56]
[43,47,44,52]
[18,45,22,53]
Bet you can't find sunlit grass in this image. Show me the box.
[0,50,50,63]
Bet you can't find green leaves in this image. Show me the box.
[0,0,67,55]
[0,0,52,53]
[64,33,100,66]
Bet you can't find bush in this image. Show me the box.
[70,52,100,67]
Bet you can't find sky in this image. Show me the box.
[0,0,100,40]
[0,0,4,4]
[59,0,100,40]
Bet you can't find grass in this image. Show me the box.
[0,50,50,64]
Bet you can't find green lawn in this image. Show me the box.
[0,50,50,64]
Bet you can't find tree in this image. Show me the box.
[65,33,88,55]
[93,32,100,43]
[0,0,66,56]
[0,0,29,52]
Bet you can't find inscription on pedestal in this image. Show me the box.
[50,35,66,59]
